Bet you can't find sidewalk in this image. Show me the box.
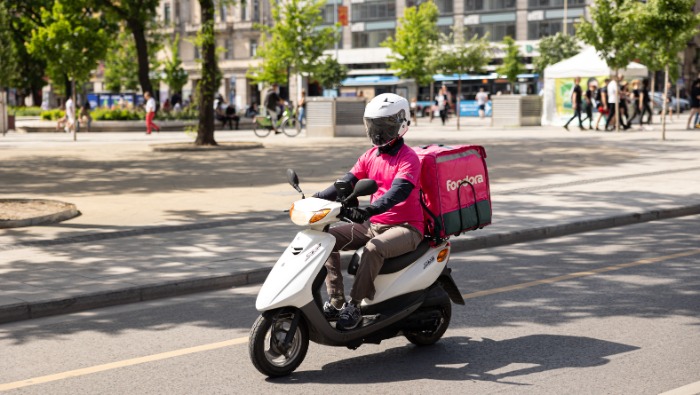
[1,117,700,323]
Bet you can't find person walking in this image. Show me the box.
[594,79,609,131]
[605,76,619,131]
[639,78,653,125]
[581,83,594,129]
[436,85,449,125]
[476,88,489,119]
[144,91,160,135]
[627,80,642,127]
[686,79,700,129]
[564,77,584,131]
[64,96,76,133]
[297,89,307,128]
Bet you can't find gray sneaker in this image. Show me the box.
[323,301,341,320]
[337,302,362,330]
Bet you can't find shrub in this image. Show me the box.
[156,107,199,121]
[40,109,65,120]
[10,106,43,116]
[91,108,144,121]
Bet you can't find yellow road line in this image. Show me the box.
[462,248,700,300]
[3,248,700,391]
[0,337,248,392]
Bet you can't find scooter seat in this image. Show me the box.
[348,240,432,276]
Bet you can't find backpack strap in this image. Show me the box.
[419,190,442,242]
[457,180,481,235]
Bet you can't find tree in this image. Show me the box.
[26,0,111,140]
[434,31,492,130]
[162,33,189,96]
[634,0,700,140]
[382,0,440,116]
[577,0,638,132]
[311,55,348,91]
[193,0,219,145]
[497,36,526,94]
[0,2,19,90]
[104,30,141,92]
[247,0,338,93]
[534,32,581,77]
[90,0,160,96]
[4,0,51,105]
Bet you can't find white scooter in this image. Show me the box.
[248,169,465,377]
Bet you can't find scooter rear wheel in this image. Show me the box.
[249,309,309,377]
[404,302,451,346]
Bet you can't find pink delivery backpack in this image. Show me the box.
[413,144,492,239]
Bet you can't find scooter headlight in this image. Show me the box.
[289,203,331,225]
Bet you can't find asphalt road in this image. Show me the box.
[1,215,699,394]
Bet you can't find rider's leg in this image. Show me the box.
[324,222,372,307]
[349,224,422,304]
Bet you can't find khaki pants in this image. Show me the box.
[325,222,422,303]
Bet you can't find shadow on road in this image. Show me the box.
[275,335,639,384]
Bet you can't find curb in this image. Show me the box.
[0,199,81,229]
[2,204,699,324]
[150,141,264,152]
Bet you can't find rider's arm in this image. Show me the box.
[313,172,359,201]
[365,178,414,215]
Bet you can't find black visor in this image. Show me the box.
[364,110,406,146]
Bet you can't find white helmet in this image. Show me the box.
[363,93,410,147]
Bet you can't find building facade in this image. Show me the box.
[160,0,700,108]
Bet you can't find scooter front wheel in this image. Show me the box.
[249,309,309,377]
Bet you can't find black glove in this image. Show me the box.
[344,207,369,224]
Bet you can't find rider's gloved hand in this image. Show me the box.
[344,207,370,224]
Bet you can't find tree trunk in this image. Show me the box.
[457,77,462,130]
[127,19,153,96]
[662,65,669,141]
[195,0,217,146]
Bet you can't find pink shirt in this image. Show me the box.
[351,144,424,235]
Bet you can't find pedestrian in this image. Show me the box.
[409,97,418,124]
[313,93,423,330]
[436,85,449,125]
[627,80,642,127]
[77,101,92,132]
[594,80,609,131]
[605,76,619,131]
[297,89,307,128]
[618,80,631,130]
[685,79,700,130]
[662,82,674,121]
[563,77,584,131]
[476,88,489,119]
[64,96,76,133]
[581,83,594,129]
[639,78,653,125]
[144,91,160,135]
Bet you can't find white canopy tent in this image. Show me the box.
[541,47,649,125]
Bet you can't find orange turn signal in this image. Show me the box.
[437,248,449,262]
[309,209,331,223]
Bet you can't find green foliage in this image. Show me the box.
[156,107,200,121]
[91,108,144,121]
[496,36,525,87]
[434,30,492,77]
[0,2,19,88]
[312,56,348,89]
[248,0,338,87]
[534,33,581,76]
[162,34,189,94]
[41,109,66,120]
[382,1,439,86]
[9,106,43,116]
[576,0,638,71]
[26,1,111,90]
[104,29,141,92]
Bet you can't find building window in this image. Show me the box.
[164,3,171,24]
[250,39,258,57]
[224,39,233,59]
[351,0,396,22]
[320,4,337,24]
[195,46,200,60]
[466,23,515,41]
[465,0,515,12]
[252,0,260,22]
[527,0,585,7]
[219,1,227,22]
[174,0,180,23]
[241,4,247,21]
[352,29,394,48]
[527,20,576,39]
[407,0,454,14]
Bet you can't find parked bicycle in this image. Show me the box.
[253,105,301,137]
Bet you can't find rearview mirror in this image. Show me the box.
[344,179,377,202]
[287,169,304,197]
